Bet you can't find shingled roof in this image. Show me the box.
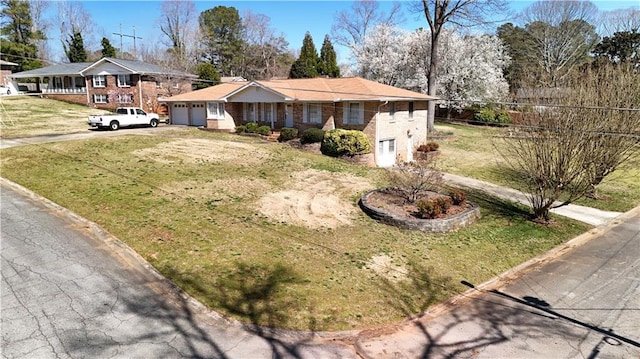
[161,77,437,102]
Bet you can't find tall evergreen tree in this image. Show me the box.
[199,6,245,76]
[593,31,640,66]
[64,31,87,63]
[318,35,340,77]
[101,37,116,58]
[289,32,319,79]
[0,0,44,71]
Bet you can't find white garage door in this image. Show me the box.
[190,103,206,127]
[378,138,397,167]
[171,103,188,125]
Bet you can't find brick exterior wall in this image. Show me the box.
[43,74,192,113]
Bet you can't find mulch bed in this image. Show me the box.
[365,188,471,220]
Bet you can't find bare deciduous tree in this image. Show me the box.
[522,0,600,86]
[388,157,444,204]
[157,0,199,72]
[416,0,508,133]
[56,1,95,56]
[242,10,290,80]
[28,0,50,61]
[497,64,640,221]
[597,8,639,36]
[331,0,403,75]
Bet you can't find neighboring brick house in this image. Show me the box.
[160,77,437,167]
[1,60,19,88]
[9,58,196,113]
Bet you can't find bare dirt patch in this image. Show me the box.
[258,169,374,229]
[132,138,268,165]
[160,178,272,202]
[366,254,408,282]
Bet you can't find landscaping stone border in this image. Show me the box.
[359,189,481,233]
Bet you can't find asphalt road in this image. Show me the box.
[0,182,355,358]
[357,208,640,358]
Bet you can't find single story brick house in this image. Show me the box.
[160,77,437,167]
[9,57,196,113]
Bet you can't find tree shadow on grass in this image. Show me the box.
[462,187,531,221]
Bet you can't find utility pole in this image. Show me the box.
[112,24,143,58]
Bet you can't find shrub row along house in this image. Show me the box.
[9,57,196,113]
[160,77,436,167]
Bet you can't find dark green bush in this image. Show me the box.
[301,128,325,144]
[257,125,271,136]
[473,108,495,123]
[235,125,246,133]
[278,127,298,142]
[321,129,371,157]
[494,110,512,124]
[245,122,259,133]
[449,189,466,205]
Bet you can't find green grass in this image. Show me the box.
[434,122,640,212]
[0,96,108,138]
[0,129,588,331]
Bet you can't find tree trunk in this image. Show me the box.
[427,33,439,134]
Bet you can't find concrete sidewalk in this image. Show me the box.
[443,173,622,226]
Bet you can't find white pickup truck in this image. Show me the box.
[88,107,160,130]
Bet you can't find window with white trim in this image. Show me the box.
[207,102,225,120]
[93,94,108,103]
[303,103,322,124]
[262,103,275,123]
[117,94,133,104]
[117,74,132,87]
[408,102,414,120]
[344,101,364,125]
[92,75,106,88]
[245,103,256,122]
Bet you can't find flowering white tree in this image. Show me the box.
[357,25,510,105]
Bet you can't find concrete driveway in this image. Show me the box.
[0,181,355,358]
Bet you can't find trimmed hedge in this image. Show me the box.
[257,125,271,136]
[278,127,298,142]
[321,129,371,157]
[301,128,325,144]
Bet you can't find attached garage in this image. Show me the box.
[171,103,188,125]
[190,103,206,127]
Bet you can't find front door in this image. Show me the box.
[285,104,293,127]
[378,138,396,167]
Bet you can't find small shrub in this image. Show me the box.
[257,125,271,136]
[494,110,512,124]
[321,129,371,157]
[449,189,467,205]
[278,127,298,142]
[473,108,495,124]
[245,122,259,133]
[417,141,439,152]
[301,128,325,144]
[235,125,246,133]
[436,197,452,212]
[416,196,451,219]
[416,199,442,219]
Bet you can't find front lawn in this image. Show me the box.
[434,122,640,212]
[0,96,108,138]
[0,129,588,331]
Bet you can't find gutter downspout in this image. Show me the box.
[138,73,143,110]
[376,101,388,167]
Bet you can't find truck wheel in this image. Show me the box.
[150,119,159,128]
[109,121,120,131]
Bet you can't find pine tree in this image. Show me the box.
[64,31,87,63]
[289,32,319,78]
[101,37,116,58]
[0,0,44,71]
[318,35,340,78]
